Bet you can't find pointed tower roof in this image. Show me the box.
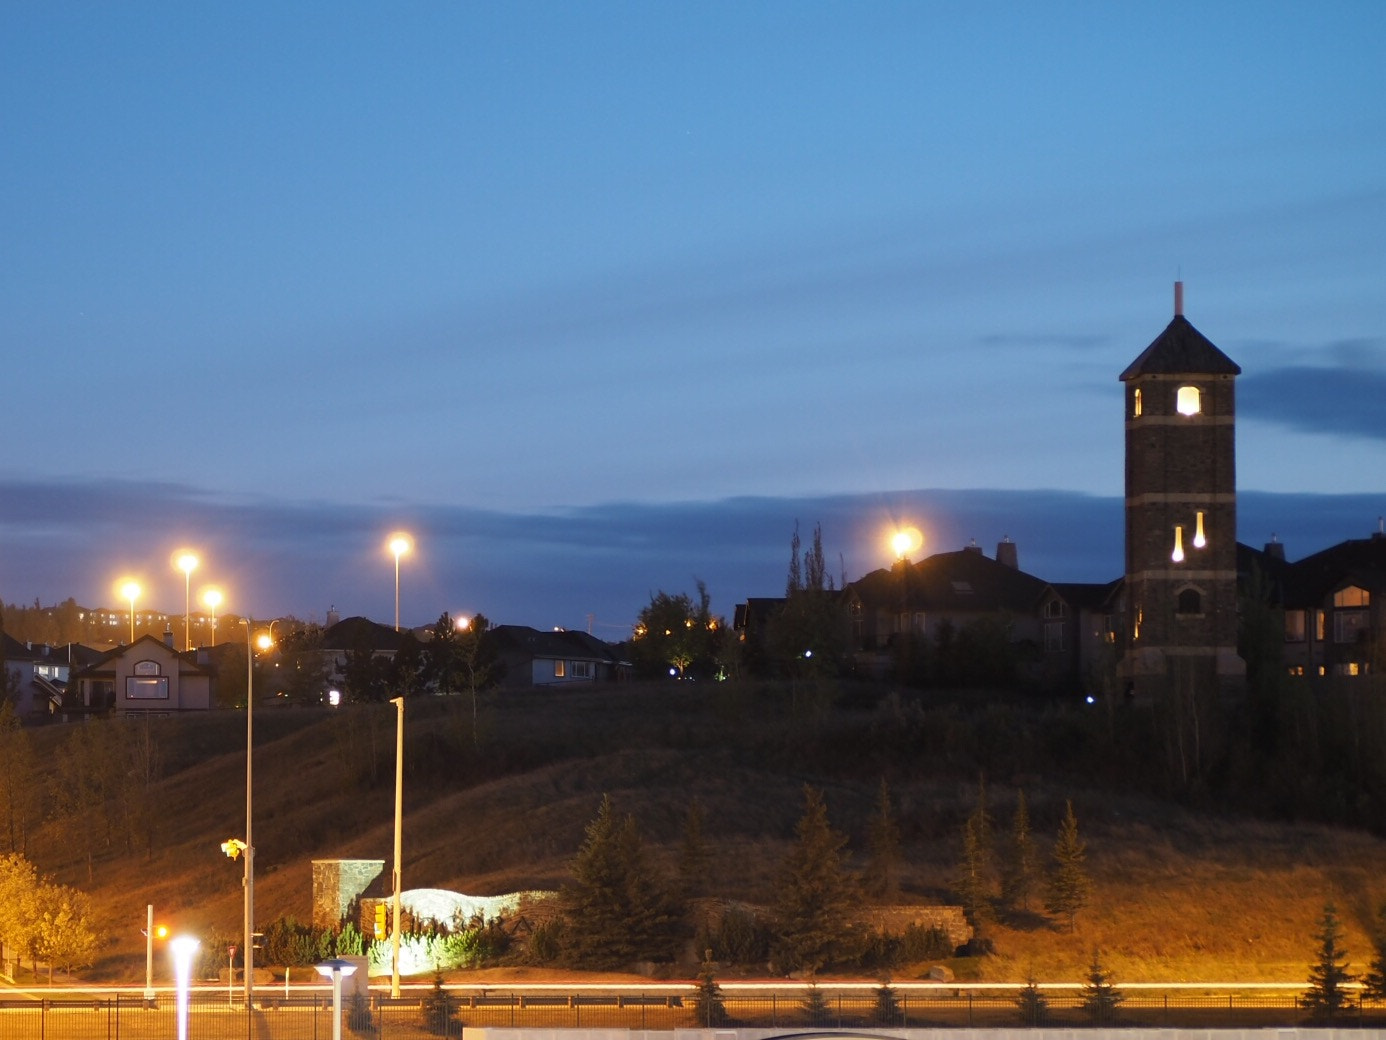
[1120,282,1241,381]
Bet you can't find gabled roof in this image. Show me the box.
[1120,315,1241,380]
[70,633,212,679]
[1279,533,1386,607]
[848,548,1051,614]
[1049,579,1123,612]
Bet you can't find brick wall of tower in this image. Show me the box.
[1122,373,1242,694]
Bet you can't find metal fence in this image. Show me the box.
[0,986,1375,1039]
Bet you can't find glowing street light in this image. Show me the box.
[174,552,199,651]
[315,958,359,1040]
[387,532,413,631]
[890,526,924,563]
[119,580,142,644]
[202,587,223,647]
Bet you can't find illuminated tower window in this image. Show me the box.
[1133,388,1142,417]
[1171,525,1185,563]
[1176,385,1202,415]
[1193,510,1207,548]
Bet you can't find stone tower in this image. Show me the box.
[1119,283,1244,697]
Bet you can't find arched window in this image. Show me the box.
[1176,385,1202,416]
[1176,588,1202,615]
[1133,388,1143,418]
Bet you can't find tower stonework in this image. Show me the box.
[1119,283,1244,697]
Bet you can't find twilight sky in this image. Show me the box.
[3,2,1384,635]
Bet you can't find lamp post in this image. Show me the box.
[175,552,199,651]
[203,587,223,647]
[315,959,358,1040]
[387,533,412,631]
[236,617,276,1010]
[390,696,405,998]
[142,904,167,1002]
[120,580,141,644]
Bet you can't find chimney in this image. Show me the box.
[963,539,984,555]
[1174,280,1184,317]
[326,606,341,628]
[996,537,1018,569]
[1264,534,1285,562]
[164,625,175,649]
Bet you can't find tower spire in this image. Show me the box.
[1174,280,1184,317]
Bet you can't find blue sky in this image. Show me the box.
[2,2,1384,634]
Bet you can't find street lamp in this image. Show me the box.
[387,532,412,631]
[119,580,141,644]
[236,617,276,1010]
[174,552,199,651]
[315,958,358,1040]
[202,587,223,647]
[390,696,405,998]
[142,904,167,1002]
[890,525,923,564]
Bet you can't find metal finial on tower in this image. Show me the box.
[1174,280,1184,317]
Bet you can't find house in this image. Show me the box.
[844,540,1114,691]
[488,625,629,688]
[1241,528,1386,679]
[1,634,102,721]
[67,633,214,715]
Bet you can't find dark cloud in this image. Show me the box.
[1240,358,1386,441]
[2,478,1381,635]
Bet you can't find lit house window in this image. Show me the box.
[1176,385,1202,416]
[1332,586,1370,644]
[554,660,566,678]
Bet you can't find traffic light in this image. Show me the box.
[374,903,386,940]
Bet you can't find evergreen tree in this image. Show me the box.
[871,979,902,1025]
[955,777,994,924]
[864,778,902,902]
[418,969,458,1035]
[1014,974,1049,1026]
[1045,800,1090,931]
[799,983,830,1026]
[1361,902,1386,1000]
[1303,902,1356,1022]
[771,786,856,974]
[1000,790,1038,913]
[1080,949,1122,1025]
[690,949,728,1026]
[559,795,679,969]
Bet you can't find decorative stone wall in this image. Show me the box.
[312,858,385,930]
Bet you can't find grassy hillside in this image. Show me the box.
[17,681,1386,985]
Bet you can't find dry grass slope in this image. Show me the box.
[19,682,1386,985]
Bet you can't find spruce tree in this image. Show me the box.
[559,795,679,968]
[800,983,831,1026]
[871,978,902,1025]
[1361,902,1386,1000]
[1000,790,1037,913]
[1080,949,1122,1025]
[1014,974,1049,1026]
[771,786,856,974]
[690,949,728,1026]
[1303,902,1356,1022]
[864,778,901,902]
[1045,800,1090,931]
[955,778,994,924]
